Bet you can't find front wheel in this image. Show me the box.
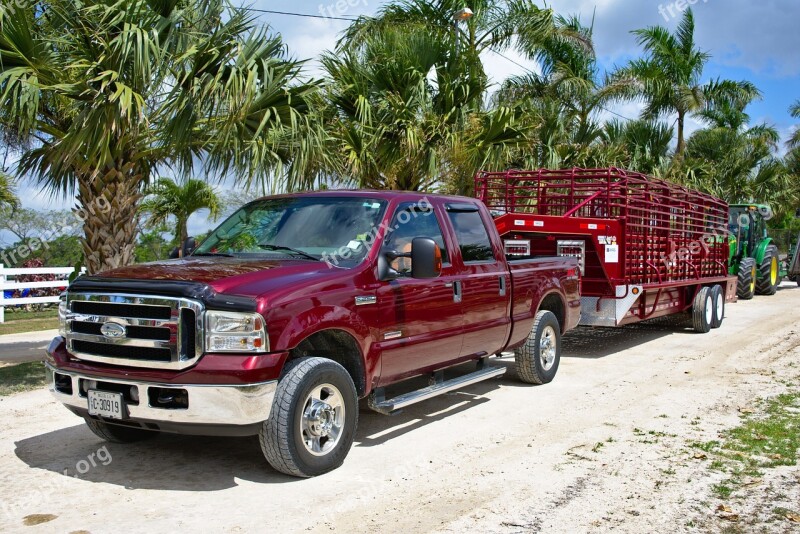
[260,357,358,477]
[737,257,757,300]
[515,310,561,385]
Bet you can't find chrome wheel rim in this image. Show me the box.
[300,384,345,457]
[539,326,557,371]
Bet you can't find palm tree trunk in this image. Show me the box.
[675,111,686,160]
[178,218,189,251]
[77,169,143,275]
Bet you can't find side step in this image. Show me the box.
[368,364,506,415]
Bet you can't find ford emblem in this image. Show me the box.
[100,322,127,339]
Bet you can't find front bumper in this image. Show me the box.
[45,362,277,427]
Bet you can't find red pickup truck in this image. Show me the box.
[46,191,580,477]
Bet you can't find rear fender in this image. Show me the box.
[754,238,774,265]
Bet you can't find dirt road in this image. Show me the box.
[1,284,799,533]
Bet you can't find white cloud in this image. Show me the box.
[553,0,800,76]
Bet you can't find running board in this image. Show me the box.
[368,365,506,415]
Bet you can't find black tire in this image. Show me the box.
[515,310,561,385]
[737,257,757,300]
[260,357,358,478]
[756,245,780,296]
[83,418,158,443]
[692,286,713,334]
[710,285,724,329]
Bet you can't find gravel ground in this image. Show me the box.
[0,283,798,533]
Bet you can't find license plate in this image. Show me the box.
[87,390,125,420]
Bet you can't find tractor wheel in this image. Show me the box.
[756,245,780,296]
[736,258,757,300]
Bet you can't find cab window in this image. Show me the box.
[384,204,449,273]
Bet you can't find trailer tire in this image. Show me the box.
[83,418,158,443]
[260,357,358,478]
[515,310,561,385]
[710,285,724,329]
[692,287,713,334]
[737,258,757,300]
[756,245,780,295]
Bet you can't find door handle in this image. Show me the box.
[499,276,507,297]
[453,281,462,303]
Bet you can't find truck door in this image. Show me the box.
[376,202,464,385]
[444,203,512,358]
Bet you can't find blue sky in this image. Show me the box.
[4,0,800,244]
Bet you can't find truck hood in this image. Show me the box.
[96,257,343,298]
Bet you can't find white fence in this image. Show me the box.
[0,264,83,324]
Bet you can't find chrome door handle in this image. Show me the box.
[453,281,462,303]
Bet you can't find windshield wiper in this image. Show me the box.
[193,252,235,258]
[257,244,320,262]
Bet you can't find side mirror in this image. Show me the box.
[169,237,198,259]
[410,238,442,279]
[182,237,197,257]
[377,238,442,281]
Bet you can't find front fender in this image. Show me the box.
[274,305,372,354]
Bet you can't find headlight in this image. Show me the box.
[58,298,68,337]
[205,311,268,353]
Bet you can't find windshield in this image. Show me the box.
[193,196,388,266]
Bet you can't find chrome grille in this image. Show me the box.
[65,293,204,370]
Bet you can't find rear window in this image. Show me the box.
[446,210,495,263]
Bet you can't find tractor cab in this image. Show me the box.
[728,204,780,299]
[729,204,772,260]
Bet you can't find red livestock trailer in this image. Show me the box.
[475,168,738,333]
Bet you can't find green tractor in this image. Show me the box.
[728,204,784,299]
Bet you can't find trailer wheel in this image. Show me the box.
[83,418,158,443]
[737,258,757,300]
[692,287,713,333]
[710,285,724,329]
[515,310,561,385]
[260,357,358,478]
[756,245,780,295]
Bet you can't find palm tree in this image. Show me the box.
[303,22,526,193]
[140,178,222,249]
[789,100,800,149]
[0,173,18,209]
[613,9,760,159]
[0,1,317,273]
[602,119,674,175]
[342,1,580,84]
[497,16,634,170]
[679,92,796,210]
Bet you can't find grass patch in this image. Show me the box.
[0,310,59,335]
[697,391,800,500]
[712,483,734,499]
[0,361,48,396]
